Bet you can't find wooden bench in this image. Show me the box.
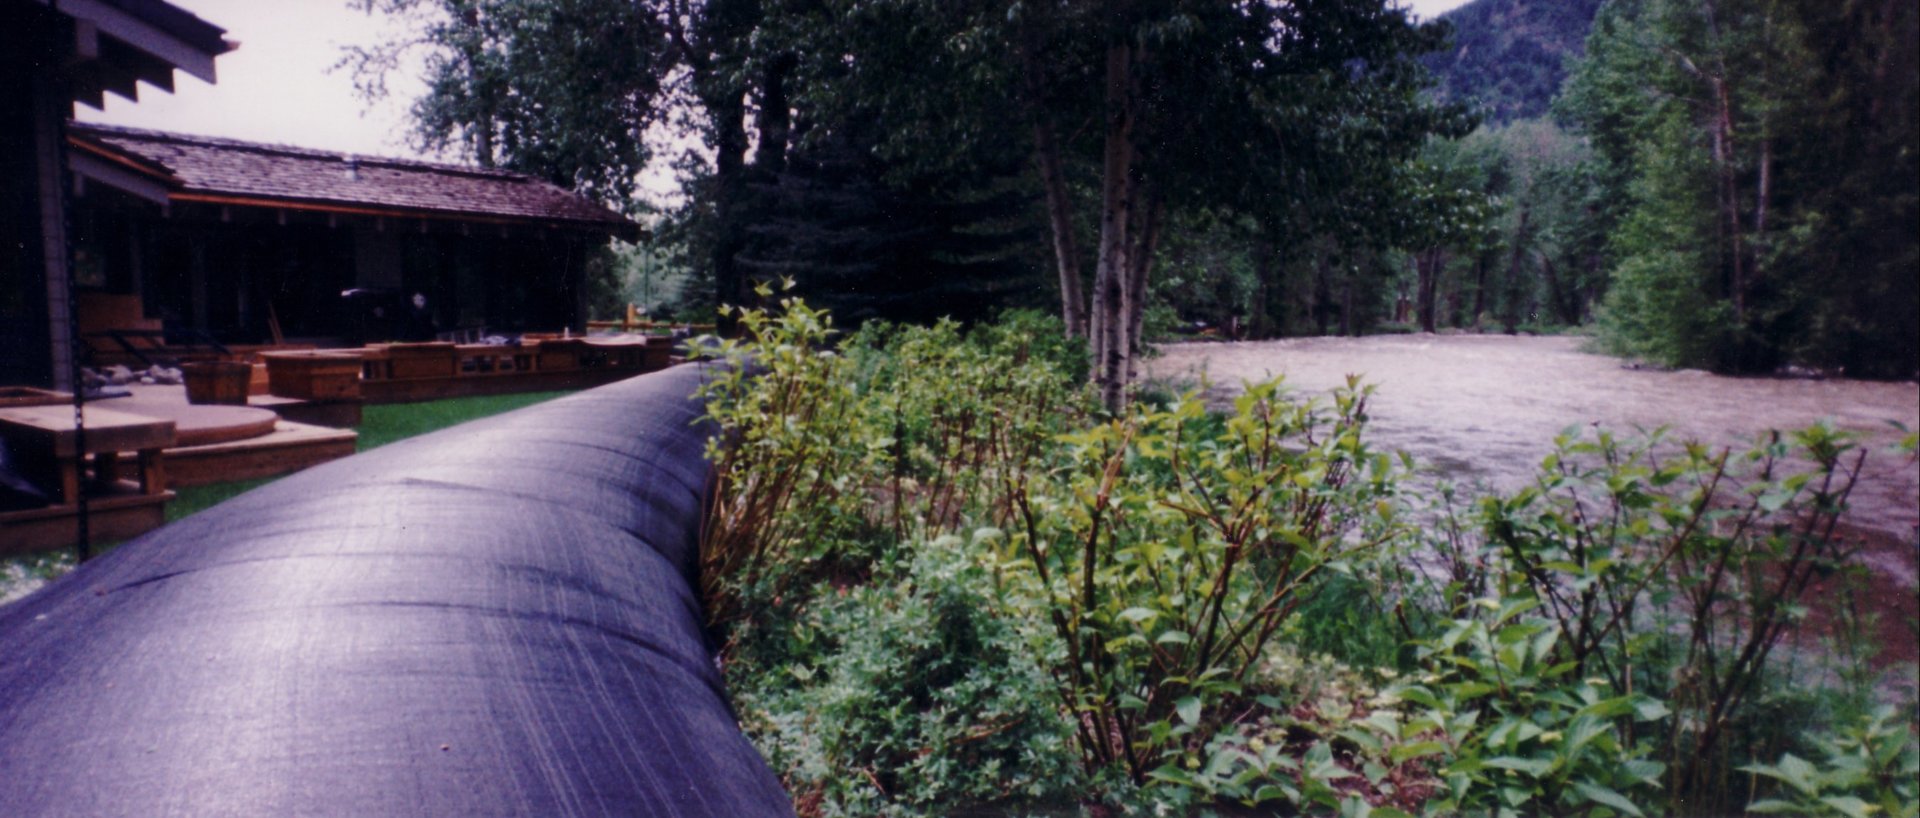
[0,405,177,553]
[0,406,174,503]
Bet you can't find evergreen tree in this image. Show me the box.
[777,0,1465,409]
[734,117,1044,326]
[1563,0,1917,376]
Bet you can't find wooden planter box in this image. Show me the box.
[373,342,458,379]
[456,345,531,375]
[640,336,674,370]
[181,361,254,405]
[262,351,364,400]
[584,338,673,371]
[532,339,590,372]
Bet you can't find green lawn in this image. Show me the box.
[351,390,573,452]
[166,389,573,522]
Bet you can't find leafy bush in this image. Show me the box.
[1394,598,1669,816]
[737,537,1080,817]
[985,378,1403,789]
[1743,706,1919,818]
[695,294,1093,813]
[1394,423,1883,815]
[693,297,1907,817]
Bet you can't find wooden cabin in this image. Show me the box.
[2,0,235,390]
[63,124,641,355]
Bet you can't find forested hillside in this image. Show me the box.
[1424,0,1603,123]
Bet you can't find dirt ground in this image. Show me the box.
[1146,333,1920,670]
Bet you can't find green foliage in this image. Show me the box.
[594,242,690,319]
[1563,0,1919,376]
[344,0,673,202]
[1282,573,1410,673]
[1150,213,1261,339]
[1398,140,1504,332]
[733,116,1047,326]
[695,296,1093,813]
[700,299,1427,811]
[736,536,1081,816]
[1742,707,1920,818]
[1149,646,1450,815]
[1395,600,1669,816]
[1399,422,1876,815]
[1586,99,1733,367]
[983,377,1403,786]
[699,300,1896,816]
[692,291,876,629]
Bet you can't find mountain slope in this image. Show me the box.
[1424,0,1604,124]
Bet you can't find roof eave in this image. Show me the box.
[166,190,642,239]
[42,0,232,108]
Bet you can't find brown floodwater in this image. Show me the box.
[1146,334,1920,633]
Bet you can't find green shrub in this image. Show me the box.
[694,297,1896,817]
[985,377,1404,791]
[1397,422,1877,815]
[1743,706,1919,818]
[696,294,1093,814]
[1393,598,1669,816]
[736,536,1081,816]
[694,292,872,631]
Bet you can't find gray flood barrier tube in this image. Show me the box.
[0,364,795,817]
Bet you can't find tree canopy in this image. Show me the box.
[346,0,1912,384]
[770,0,1468,407]
[1562,0,1918,376]
[349,0,1471,408]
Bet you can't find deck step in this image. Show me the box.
[164,421,358,488]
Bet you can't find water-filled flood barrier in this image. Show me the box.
[0,364,794,817]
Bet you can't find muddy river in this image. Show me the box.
[1146,333,1919,545]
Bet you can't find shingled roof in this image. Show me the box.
[69,123,640,240]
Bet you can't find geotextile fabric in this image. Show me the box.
[0,364,794,817]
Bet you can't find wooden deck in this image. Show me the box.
[0,384,362,554]
[0,486,175,556]
[262,336,674,405]
[0,403,177,554]
[102,385,359,487]
[165,420,357,488]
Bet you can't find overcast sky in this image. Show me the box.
[78,0,1478,165]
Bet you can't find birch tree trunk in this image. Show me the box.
[1124,190,1162,382]
[1033,120,1087,338]
[1091,42,1136,413]
[1019,34,1087,339]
